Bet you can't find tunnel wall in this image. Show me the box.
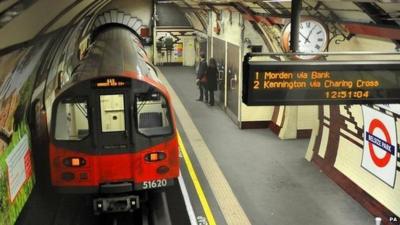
[184,11,205,32]
[0,40,46,225]
[0,0,97,49]
[102,0,153,28]
[328,35,400,60]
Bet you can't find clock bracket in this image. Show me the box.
[302,1,354,48]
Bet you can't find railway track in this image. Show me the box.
[16,189,173,225]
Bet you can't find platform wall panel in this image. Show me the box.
[0,41,48,225]
[310,104,400,224]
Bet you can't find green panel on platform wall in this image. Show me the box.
[0,122,35,225]
[0,47,39,225]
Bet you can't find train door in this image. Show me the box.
[94,90,131,150]
[213,37,226,106]
[226,43,239,118]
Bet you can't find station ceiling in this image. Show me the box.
[2,1,400,29]
[157,0,400,46]
[1,0,400,51]
[160,0,400,26]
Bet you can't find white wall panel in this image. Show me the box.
[335,137,400,216]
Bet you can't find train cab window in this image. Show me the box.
[55,99,89,141]
[136,92,172,136]
[100,94,125,132]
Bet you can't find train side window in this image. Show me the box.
[146,63,158,77]
[55,99,89,141]
[100,94,125,132]
[136,92,172,136]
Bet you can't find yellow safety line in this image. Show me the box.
[177,133,217,225]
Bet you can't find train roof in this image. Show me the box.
[70,26,159,85]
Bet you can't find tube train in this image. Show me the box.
[29,24,179,213]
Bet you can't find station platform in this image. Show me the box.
[158,66,375,225]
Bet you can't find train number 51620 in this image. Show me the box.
[142,179,168,189]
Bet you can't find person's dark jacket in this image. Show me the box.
[206,66,218,91]
[197,59,207,79]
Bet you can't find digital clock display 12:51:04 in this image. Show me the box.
[325,90,369,99]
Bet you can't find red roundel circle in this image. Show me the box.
[368,119,391,168]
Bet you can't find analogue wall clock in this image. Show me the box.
[281,17,329,60]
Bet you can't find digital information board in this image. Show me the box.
[242,60,400,106]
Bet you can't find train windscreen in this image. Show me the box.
[54,98,89,141]
[136,92,172,137]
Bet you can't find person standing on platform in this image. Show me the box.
[196,52,208,102]
[206,58,218,106]
[164,34,174,63]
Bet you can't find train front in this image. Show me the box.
[48,26,179,213]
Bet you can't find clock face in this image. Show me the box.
[281,18,329,60]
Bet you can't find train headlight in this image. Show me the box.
[63,157,86,167]
[144,152,166,162]
[72,158,80,166]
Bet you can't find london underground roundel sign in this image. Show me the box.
[362,106,397,187]
[367,119,393,167]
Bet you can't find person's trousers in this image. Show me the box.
[209,90,214,105]
[199,84,208,101]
